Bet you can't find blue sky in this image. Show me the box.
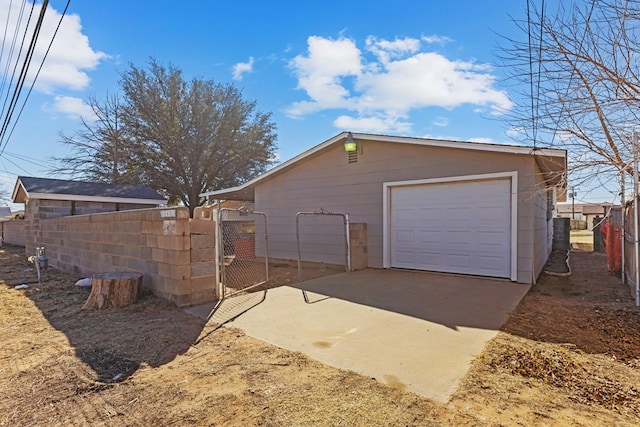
[0,1,615,208]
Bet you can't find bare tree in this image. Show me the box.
[119,59,277,215]
[54,93,140,185]
[500,0,640,200]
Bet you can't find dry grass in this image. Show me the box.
[1,244,639,426]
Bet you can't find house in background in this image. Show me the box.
[555,202,614,230]
[202,132,567,284]
[12,176,167,220]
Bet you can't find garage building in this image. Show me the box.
[202,132,566,284]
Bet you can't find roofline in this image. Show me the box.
[21,192,167,205]
[11,177,23,202]
[12,177,167,205]
[200,132,567,198]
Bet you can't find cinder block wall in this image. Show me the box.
[25,206,217,307]
[1,220,26,246]
[349,223,368,271]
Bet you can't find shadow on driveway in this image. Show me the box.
[290,268,529,331]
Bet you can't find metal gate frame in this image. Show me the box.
[217,207,269,300]
[296,210,350,303]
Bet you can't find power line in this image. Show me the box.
[0,151,32,175]
[0,1,35,131]
[0,0,49,154]
[0,1,31,100]
[1,0,72,152]
[526,0,536,149]
[5,150,55,169]
[526,0,546,151]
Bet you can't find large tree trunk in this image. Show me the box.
[82,272,143,310]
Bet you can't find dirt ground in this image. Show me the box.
[1,244,640,426]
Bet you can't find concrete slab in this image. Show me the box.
[188,269,529,402]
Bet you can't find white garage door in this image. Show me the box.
[390,178,512,278]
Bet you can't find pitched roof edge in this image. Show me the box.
[200,132,567,199]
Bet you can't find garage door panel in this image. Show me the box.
[477,205,507,220]
[395,208,417,222]
[448,253,471,268]
[446,230,471,245]
[420,208,443,222]
[390,178,511,278]
[395,229,415,243]
[476,230,509,246]
[395,250,416,264]
[447,207,472,221]
[418,252,442,268]
[418,230,441,244]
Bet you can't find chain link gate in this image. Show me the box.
[218,207,268,299]
[296,210,350,303]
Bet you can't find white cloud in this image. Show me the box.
[355,52,512,115]
[0,1,107,94]
[287,35,513,133]
[232,57,254,81]
[365,36,420,64]
[50,96,97,120]
[334,114,412,133]
[288,36,363,116]
[422,35,454,45]
[432,116,448,127]
[506,127,524,137]
[467,137,495,144]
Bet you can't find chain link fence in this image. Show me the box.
[218,207,268,299]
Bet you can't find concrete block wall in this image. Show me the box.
[33,199,72,219]
[349,223,368,271]
[1,220,26,246]
[74,201,119,216]
[25,207,217,307]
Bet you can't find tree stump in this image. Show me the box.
[82,272,143,310]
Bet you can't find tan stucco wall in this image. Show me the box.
[24,207,217,307]
[254,139,551,284]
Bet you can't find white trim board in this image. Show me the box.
[382,171,518,282]
[25,192,166,205]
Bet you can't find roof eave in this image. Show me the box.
[11,178,25,203]
[200,184,256,201]
[21,192,167,205]
[199,132,568,200]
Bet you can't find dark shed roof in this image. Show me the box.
[12,176,167,204]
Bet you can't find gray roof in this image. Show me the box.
[13,176,167,203]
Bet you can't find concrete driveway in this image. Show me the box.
[187,269,529,402]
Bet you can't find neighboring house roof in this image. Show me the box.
[556,202,613,216]
[200,132,567,202]
[12,176,168,205]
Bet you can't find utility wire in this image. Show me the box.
[0,151,32,175]
[0,0,49,155]
[0,1,34,131]
[526,0,537,149]
[2,0,71,153]
[0,0,18,91]
[526,0,546,151]
[5,150,54,169]
[0,1,29,102]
